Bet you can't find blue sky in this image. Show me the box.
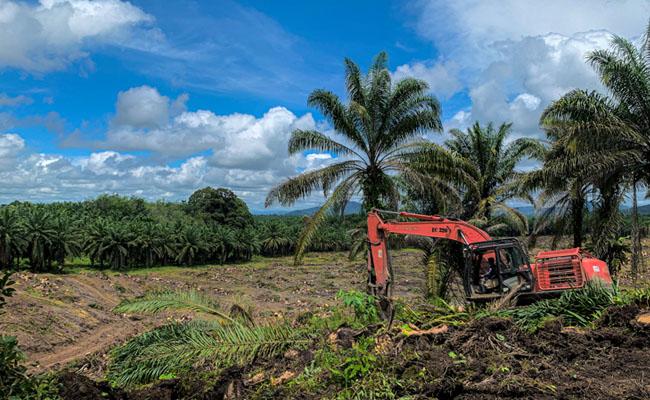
[0,0,649,212]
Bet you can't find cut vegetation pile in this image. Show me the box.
[54,284,650,400]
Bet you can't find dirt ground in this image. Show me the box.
[0,250,425,373]
[53,304,650,400]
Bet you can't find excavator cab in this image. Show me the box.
[463,238,534,302]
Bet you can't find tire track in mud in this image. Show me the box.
[67,274,122,307]
[30,319,142,371]
[26,274,147,371]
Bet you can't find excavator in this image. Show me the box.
[366,209,612,313]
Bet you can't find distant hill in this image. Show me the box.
[284,201,363,216]
[259,202,650,218]
[622,203,650,215]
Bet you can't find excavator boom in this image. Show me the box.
[367,209,492,295]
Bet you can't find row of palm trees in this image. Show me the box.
[0,204,360,272]
[267,26,650,273]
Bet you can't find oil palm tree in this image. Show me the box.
[0,207,25,268]
[23,208,57,272]
[51,215,82,266]
[518,130,590,249]
[101,222,132,270]
[266,52,445,264]
[174,225,205,266]
[443,122,546,234]
[541,25,650,273]
[83,219,109,268]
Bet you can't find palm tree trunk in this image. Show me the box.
[571,185,584,248]
[631,179,643,278]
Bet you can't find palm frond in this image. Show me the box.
[293,176,358,265]
[108,320,307,387]
[114,290,234,323]
[288,129,359,158]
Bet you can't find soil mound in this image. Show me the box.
[55,306,650,400]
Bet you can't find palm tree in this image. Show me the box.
[0,207,25,268]
[260,222,292,256]
[519,131,591,249]
[541,25,650,273]
[209,225,235,264]
[131,222,164,267]
[23,208,57,272]
[266,52,443,263]
[51,215,82,266]
[442,122,546,234]
[83,219,109,268]
[175,225,205,266]
[110,290,307,387]
[101,222,132,270]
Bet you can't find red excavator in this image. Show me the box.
[367,209,612,308]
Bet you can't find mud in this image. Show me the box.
[54,307,650,399]
[0,251,425,373]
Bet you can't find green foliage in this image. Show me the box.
[585,236,630,276]
[110,290,309,387]
[336,371,399,400]
[329,338,377,387]
[0,271,16,312]
[187,187,254,229]
[488,281,618,331]
[0,335,31,399]
[336,290,379,324]
[0,192,362,272]
[266,51,443,264]
[114,290,235,323]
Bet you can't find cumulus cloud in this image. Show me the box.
[0,133,25,170]
[455,30,612,139]
[407,1,644,142]
[112,85,184,129]
[0,0,155,73]
[413,0,648,62]
[92,87,318,172]
[5,86,334,209]
[393,61,461,99]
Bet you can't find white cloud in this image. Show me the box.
[4,86,335,209]
[414,0,648,62]
[0,0,155,73]
[0,93,33,107]
[454,30,612,139]
[0,133,25,170]
[88,87,319,173]
[113,85,180,129]
[393,61,461,98]
[408,1,645,142]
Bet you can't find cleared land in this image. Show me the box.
[1,251,425,373]
[2,241,650,399]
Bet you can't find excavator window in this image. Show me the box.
[466,241,532,299]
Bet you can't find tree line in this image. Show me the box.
[0,188,361,272]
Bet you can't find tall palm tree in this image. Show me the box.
[101,222,132,270]
[84,219,109,268]
[23,208,57,272]
[541,25,650,273]
[266,52,444,263]
[0,207,25,268]
[519,130,590,249]
[443,122,546,234]
[51,215,82,266]
[175,225,205,266]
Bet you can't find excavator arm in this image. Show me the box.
[367,209,492,296]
